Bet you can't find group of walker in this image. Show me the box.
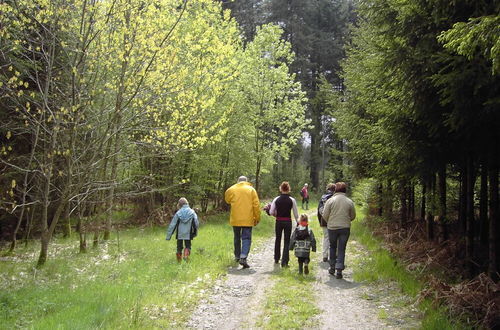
[166,176,355,278]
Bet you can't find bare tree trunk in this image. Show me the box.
[438,166,448,241]
[420,182,426,222]
[62,202,71,238]
[480,161,488,249]
[426,177,434,241]
[489,156,498,280]
[400,182,407,230]
[255,156,262,193]
[465,156,475,276]
[409,184,415,221]
[459,169,467,234]
[378,183,383,216]
[24,205,35,247]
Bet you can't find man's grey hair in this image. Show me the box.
[177,197,189,208]
[238,176,248,182]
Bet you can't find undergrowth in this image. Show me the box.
[351,214,469,330]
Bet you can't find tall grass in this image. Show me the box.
[0,211,274,329]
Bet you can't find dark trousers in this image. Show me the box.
[328,228,350,270]
[298,257,310,272]
[302,197,309,209]
[233,226,252,259]
[177,239,191,253]
[274,220,292,265]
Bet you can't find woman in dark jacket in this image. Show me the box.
[270,181,299,267]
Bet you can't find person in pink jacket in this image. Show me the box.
[300,183,309,210]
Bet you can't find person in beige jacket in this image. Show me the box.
[321,182,356,279]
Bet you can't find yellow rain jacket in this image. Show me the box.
[225,182,261,227]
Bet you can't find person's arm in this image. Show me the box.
[350,201,356,221]
[252,189,261,224]
[224,187,232,204]
[270,197,278,217]
[166,213,179,240]
[291,197,299,221]
[289,230,296,250]
[310,230,317,252]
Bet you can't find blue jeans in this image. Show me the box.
[233,227,252,259]
[328,228,350,270]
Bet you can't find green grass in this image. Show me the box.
[0,211,274,329]
[257,268,319,329]
[350,211,468,330]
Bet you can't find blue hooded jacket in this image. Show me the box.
[166,205,199,240]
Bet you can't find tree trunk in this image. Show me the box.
[465,156,475,276]
[459,169,467,234]
[420,182,426,222]
[378,183,383,216]
[480,162,488,249]
[62,202,71,238]
[9,208,25,253]
[438,166,448,241]
[400,183,407,230]
[426,178,434,240]
[489,156,498,280]
[255,156,262,193]
[409,184,415,221]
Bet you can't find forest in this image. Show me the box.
[1,0,499,328]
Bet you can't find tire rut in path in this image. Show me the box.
[311,239,389,329]
[187,237,277,329]
[311,238,420,329]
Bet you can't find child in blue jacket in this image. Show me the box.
[166,198,199,262]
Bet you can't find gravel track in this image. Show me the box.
[187,237,277,329]
[187,226,420,329]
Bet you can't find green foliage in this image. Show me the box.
[439,15,500,75]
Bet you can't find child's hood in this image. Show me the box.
[177,205,195,223]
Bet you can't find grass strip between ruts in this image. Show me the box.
[256,202,321,329]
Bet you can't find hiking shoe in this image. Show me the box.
[176,253,182,263]
[335,270,343,279]
[183,248,190,261]
[328,268,336,276]
[239,258,250,269]
[323,257,329,263]
[281,263,289,268]
[304,264,309,275]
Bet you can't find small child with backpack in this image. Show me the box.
[166,197,199,262]
[289,214,316,274]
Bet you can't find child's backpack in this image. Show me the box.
[296,227,310,240]
[190,218,198,238]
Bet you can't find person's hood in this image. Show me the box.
[177,205,194,223]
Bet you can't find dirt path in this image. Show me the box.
[187,227,420,329]
[187,237,277,329]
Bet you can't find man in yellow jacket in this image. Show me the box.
[225,176,261,268]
